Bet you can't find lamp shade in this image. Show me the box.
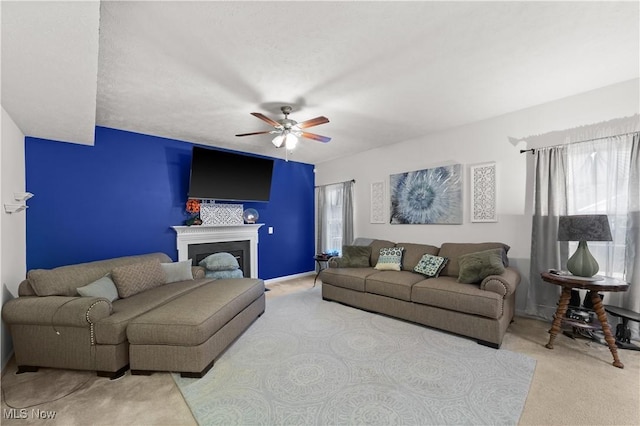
[557,215,612,242]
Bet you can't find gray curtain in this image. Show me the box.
[622,134,640,336]
[526,146,569,319]
[316,186,327,255]
[342,180,354,247]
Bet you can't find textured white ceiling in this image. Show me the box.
[2,1,639,164]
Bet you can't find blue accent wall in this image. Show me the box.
[25,127,315,280]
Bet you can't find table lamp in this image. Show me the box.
[557,214,612,277]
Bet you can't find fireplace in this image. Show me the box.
[188,240,251,277]
[172,224,263,279]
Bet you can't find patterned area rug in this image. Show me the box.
[173,287,535,425]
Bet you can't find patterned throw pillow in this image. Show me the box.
[374,247,404,271]
[414,254,448,278]
[111,260,167,298]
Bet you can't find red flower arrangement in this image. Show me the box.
[185,199,202,226]
[186,199,200,214]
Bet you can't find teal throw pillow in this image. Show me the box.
[161,260,194,283]
[77,275,119,302]
[374,247,404,271]
[199,252,240,271]
[341,245,372,267]
[205,269,244,279]
[414,254,448,278]
[457,248,506,284]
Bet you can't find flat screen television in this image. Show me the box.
[188,146,274,202]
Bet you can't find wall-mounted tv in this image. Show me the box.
[188,146,274,202]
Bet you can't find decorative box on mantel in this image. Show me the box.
[172,224,263,278]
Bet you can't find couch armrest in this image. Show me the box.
[2,296,112,328]
[191,266,206,279]
[480,267,520,297]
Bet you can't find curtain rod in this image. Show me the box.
[519,130,639,154]
[315,179,355,188]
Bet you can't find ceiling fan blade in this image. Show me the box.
[297,116,330,129]
[250,112,280,127]
[301,132,331,143]
[235,131,272,137]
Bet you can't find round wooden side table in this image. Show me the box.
[540,272,629,368]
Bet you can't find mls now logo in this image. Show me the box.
[3,409,57,419]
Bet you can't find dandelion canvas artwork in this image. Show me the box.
[390,164,462,224]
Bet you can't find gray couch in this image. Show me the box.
[319,240,520,348]
[2,253,265,378]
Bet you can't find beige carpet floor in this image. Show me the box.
[2,276,639,425]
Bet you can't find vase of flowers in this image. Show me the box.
[185,199,202,226]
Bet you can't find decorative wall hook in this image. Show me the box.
[4,192,34,214]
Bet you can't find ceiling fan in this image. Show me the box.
[235,106,331,150]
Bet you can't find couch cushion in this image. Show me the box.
[438,243,510,278]
[457,249,506,283]
[369,239,396,266]
[26,253,172,297]
[111,260,167,298]
[411,276,504,319]
[374,247,404,271]
[127,278,265,346]
[414,254,448,278]
[94,278,212,345]
[398,243,440,271]
[341,245,372,267]
[365,271,425,301]
[319,267,379,292]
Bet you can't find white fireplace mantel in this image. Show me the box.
[172,224,263,278]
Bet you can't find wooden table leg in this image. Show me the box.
[590,292,624,368]
[546,287,572,349]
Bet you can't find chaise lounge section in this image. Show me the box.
[2,252,265,378]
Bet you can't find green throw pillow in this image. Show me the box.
[457,248,506,284]
[374,247,404,271]
[341,245,372,267]
[160,260,194,283]
[199,252,240,271]
[414,254,448,278]
[76,275,119,302]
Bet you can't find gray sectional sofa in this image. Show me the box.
[2,253,265,379]
[320,239,520,348]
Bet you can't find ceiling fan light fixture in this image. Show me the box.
[272,134,285,148]
[285,133,298,150]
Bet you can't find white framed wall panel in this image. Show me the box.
[470,162,497,222]
[370,181,386,223]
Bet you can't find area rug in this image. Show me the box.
[173,287,536,425]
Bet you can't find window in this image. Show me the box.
[566,137,634,280]
[320,183,344,255]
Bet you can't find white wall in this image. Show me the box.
[1,106,27,369]
[315,78,640,315]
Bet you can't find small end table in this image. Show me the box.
[313,255,331,287]
[541,272,629,368]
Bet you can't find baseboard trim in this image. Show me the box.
[264,271,314,285]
